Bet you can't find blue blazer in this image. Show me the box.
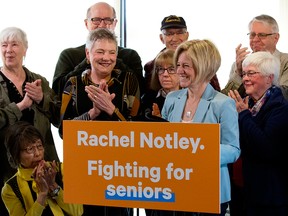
[162,84,240,203]
[239,86,288,206]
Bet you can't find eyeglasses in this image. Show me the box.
[162,30,187,37]
[247,32,276,40]
[89,17,115,25]
[22,144,44,154]
[241,70,260,78]
[156,67,176,75]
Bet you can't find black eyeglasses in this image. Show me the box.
[156,67,176,75]
[247,32,276,40]
[241,70,260,78]
[89,17,115,25]
[22,144,44,154]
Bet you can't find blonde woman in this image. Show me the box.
[162,39,240,216]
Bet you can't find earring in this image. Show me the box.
[23,56,26,66]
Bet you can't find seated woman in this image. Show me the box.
[141,49,180,118]
[1,121,83,216]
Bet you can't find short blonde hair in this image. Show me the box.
[174,39,221,85]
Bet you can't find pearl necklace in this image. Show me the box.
[186,111,192,118]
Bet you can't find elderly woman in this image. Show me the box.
[60,28,139,216]
[141,49,180,118]
[60,28,140,125]
[161,39,240,216]
[1,121,83,216]
[0,27,60,215]
[229,51,288,216]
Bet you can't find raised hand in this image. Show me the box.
[85,79,116,116]
[85,84,102,119]
[228,89,249,113]
[17,92,33,111]
[235,44,251,76]
[42,160,58,188]
[152,103,161,117]
[32,160,49,206]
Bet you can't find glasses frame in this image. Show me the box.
[247,32,276,40]
[241,70,261,79]
[162,30,187,37]
[89,17,115,25]
[22,144,44,154]
[156,67,176,75]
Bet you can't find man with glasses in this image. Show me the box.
[144,15,221,92]
[221,14,288,99]
[52,2,144,100]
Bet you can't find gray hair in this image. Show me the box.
[86,28,118,51]
[0,27,28,49]
[248,14,279,33]
[242,51,280,86]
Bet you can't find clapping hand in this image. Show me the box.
[31,160,60,205]
[43,160,58,189]
[31,160,49,206]
[228,90,249,113]
[25,79,44,104]
[85,79,116,116]
[235,44,251,76]
[18,93,33,110]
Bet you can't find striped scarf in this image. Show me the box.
[249,86,274,116]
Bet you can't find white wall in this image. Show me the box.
[126,0,288,88]
[0,0,117,83]
[0,0,117,163]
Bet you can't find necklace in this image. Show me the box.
[186,111,192,118]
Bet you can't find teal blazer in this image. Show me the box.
[162,84,240,203]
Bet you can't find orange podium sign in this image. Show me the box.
[63,120,220,213]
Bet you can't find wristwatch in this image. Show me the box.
[49,185,61,199]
